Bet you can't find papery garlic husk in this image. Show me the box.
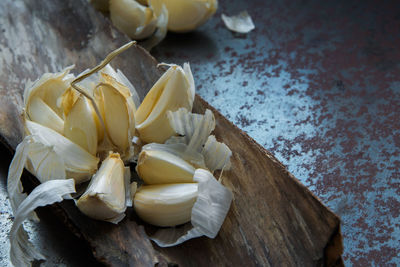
[77,153,129,223]
[10,179,75,267]
[135,64,195,143]
[134,183,198,227]
[166,108,232,172]
[25,120,99,183]
[221,11,255,34]
[136,148,196,184]
[64,95,99,155]
[151,0,217,32]
[110,0,158,40]
[24,66,74,133]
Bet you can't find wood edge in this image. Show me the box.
[196,94,344,257]
[196,95,342,220]
[324,225,344,267]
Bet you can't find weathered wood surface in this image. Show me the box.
[0,0,343,266]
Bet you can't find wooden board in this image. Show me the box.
[0,0,343,266]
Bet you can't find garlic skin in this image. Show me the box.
[151,0,217,32]
[135,64,195,143]
[110,0,158,40]
[134,183,198,227]
[136,148,195,184]
[77,153,128,223]
[25,120,100,184]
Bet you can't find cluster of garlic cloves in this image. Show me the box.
[8,42,233,266]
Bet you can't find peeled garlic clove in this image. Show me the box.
[77,153,127,223]
[27,96,64,134]
[64,95,99,155]
[134,183,198,227]
[110,0,157,40]
[135,64,195,143]
[24,66,74,120]
[151,0,217,32]
[150,169,233,246]
[136,149,195,184]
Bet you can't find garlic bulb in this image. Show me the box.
[151,0,218,32]
[110,0,158,40]
[135,63,195,143]
[77,153,130,223]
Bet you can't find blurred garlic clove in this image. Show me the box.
[134,183,198,227]
[135,64,195,143]
[64,95,99,155]
[136,148,195,184]
[110,0,158,40]
[151,0,217,32]
[77,153,128,223]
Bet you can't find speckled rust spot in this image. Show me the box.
[153,0,400,265]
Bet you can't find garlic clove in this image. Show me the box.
[27,96,64,134]
[110,0,158,40]
[136,149,195,184]
[77,153,127,223]
[135,64,194,143]
[95,83,134,159]
[24,66,74,120]
[134,183,198,227]
[151,0,217,32]
[64,95,99,155]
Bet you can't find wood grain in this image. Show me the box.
[0,0,343,266]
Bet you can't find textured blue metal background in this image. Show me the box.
[0,0,398,266]
[152,0,400,265]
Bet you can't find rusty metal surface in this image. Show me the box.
[152,0,400,265]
